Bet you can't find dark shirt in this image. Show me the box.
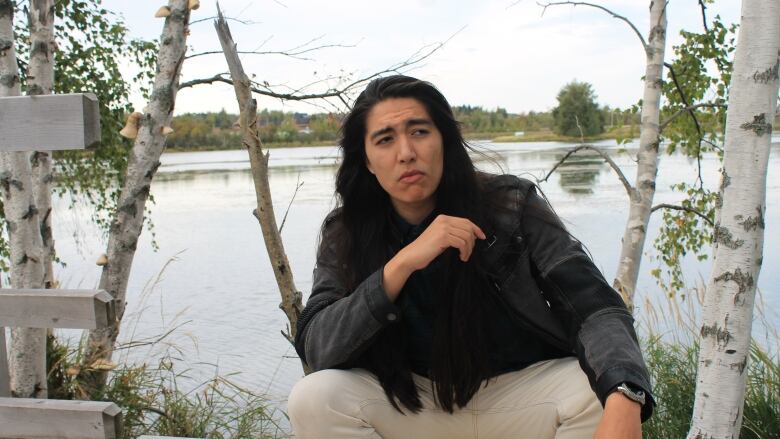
[392,211,569,378]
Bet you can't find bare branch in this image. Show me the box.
[537,1,647,51]
[698,0,710,35]
[650,203,714,226]
[279,174,303,234]
[180,28,458,108]
[190,15,258,26]
[215,3,304,350]
[185,39,360,61]
[180,73,345,100]
[660,103,726,132]
[539,145,633,196]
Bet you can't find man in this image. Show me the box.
[289,75,653,438]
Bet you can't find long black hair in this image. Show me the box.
[329,75,508,413]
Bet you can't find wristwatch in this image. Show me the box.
[613,382,646,406]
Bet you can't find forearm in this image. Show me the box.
[382,249,415,301]
[300,269,400,371]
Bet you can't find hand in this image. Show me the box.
[401,215,486,269]
[594,392,642,439]
[383,215,486,300]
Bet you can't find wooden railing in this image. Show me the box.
[0,289,122,438]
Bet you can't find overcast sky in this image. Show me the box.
[106,0,741,115]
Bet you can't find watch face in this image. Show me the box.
[618,384,645,405]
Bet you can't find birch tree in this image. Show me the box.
[81,0,191,391]
[612,0,666,306]
[0,0,47,398]
[539,1,667,306]
[688,0,780,436]
[27,0,56,289]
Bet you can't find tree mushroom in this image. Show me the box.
[161,126,175,135]
[119,112,142,139]
[155,5,171,18]
[96,253,108,266]
[189,0,200,10]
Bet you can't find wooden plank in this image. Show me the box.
[0,289,114,329]
[0,93,101,151]
[0,397,121,439]
[0,328,8,397]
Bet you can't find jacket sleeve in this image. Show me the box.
[519,184,655,421]
[294,221,401,372]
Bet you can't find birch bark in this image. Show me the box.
[82,0,190,387]
[27,0,56,289]
[0,0,47,398]
[612,0,666,306]
[688,0,780,436]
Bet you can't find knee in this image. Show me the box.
[287,369,356,421]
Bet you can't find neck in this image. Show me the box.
[392,199,435,225]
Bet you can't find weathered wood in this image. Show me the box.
[0,328,8,397]
[0,397,122,439]
[0,289,114,329]
[0,94,101,151]
[215,6,304,353]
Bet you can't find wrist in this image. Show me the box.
[383,252,415,301]
[605,391,642,413]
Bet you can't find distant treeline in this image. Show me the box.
[166,105,641,150]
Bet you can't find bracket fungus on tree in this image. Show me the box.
[154,6,172,18]
[119,112,142,139]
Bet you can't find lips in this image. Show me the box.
[399,170,424,183]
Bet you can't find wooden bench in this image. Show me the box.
[0,289,122,438]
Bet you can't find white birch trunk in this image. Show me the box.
[27,0,56,289]
[612,0,666,306]
[82,0,190,388]
[0,0,47,398]
[688,1,780,436]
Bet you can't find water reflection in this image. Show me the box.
[554,149,605,194]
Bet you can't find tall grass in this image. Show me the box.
[639,286,780,438]
[47,334,288,439]
[47,255,289,438]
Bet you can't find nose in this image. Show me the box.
[398,134,416,163]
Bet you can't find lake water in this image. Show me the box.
[51,138,780,413]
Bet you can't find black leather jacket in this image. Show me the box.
[295,174,654,421]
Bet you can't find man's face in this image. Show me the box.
[363,97,444,221]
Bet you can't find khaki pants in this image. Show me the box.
[288,357,602,438]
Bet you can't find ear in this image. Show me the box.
[366,160,375,175]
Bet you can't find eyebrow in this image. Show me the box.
[368,118,434,141]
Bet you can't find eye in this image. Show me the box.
[411,128,429,136]
[376,136,392,145]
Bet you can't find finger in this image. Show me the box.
[449,217,487,240]
[447,234,469,261]
[449,230,476,262]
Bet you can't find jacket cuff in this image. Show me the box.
[364,268,401,324]
[595,366,655,422]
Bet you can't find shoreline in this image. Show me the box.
[163,129,641,154]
